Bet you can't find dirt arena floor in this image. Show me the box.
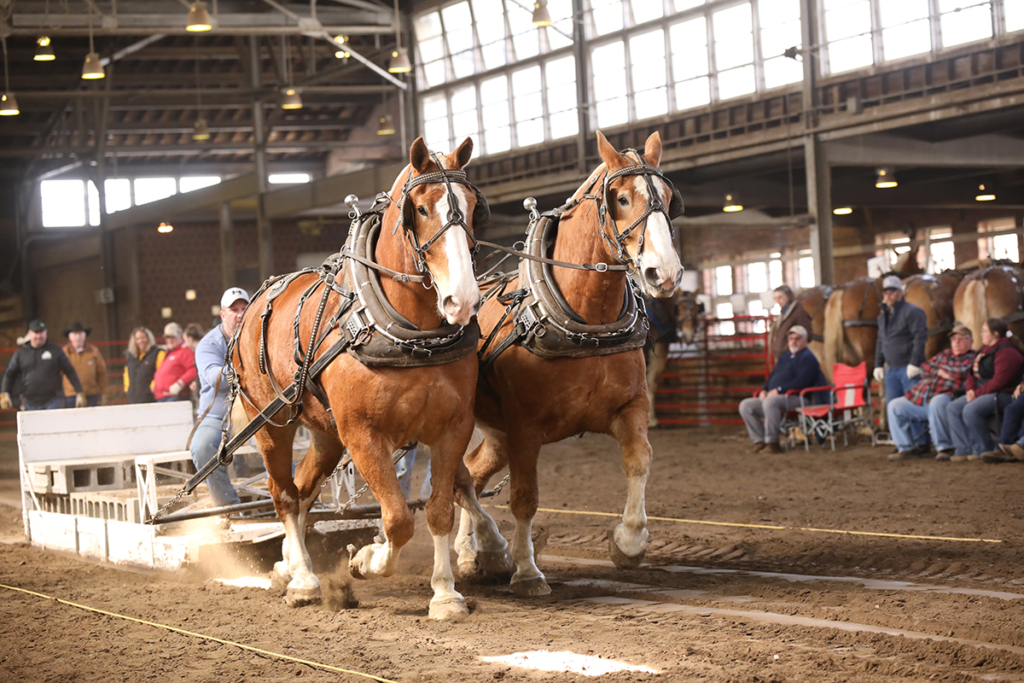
[2,427,1024,682]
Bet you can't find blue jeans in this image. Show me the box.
[884,365,920,404]
[189,414,241,507]
[24,397,65,411]
[157,396,184,403]
[928,393,955,451]
[999,393,1024,446]
[887,397,930,451]
[947,393,1010,456]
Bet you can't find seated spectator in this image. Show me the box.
[886,325,976,461]
[739,325,827,454]
[152,323,196,403]
[944,319,1024,462]
[62,322,107,408]
[124,327,165,404]
[982,380,1024,463]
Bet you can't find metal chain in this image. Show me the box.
[150,487,190,522]
[485,473,511,498]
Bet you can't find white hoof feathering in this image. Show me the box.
[609,524,649,569]
[429,595,469,621]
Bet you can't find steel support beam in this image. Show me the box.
[801,0,834,286]
[826,133,1024,168]
[220,202,236,290]
[250,36,274,281]
[571,0,589,174]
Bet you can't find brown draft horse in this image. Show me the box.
[954,264,1024,350]
[645,285,703,428]
[794,285,832,370]
[233,137,502,621]
[457,131,683,595]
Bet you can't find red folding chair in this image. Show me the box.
[796,362,876,451]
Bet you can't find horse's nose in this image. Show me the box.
[644,267,676,294]
[442,294,479,326]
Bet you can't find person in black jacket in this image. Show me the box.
[873,274,928,404]
[124,326,165,404]
[739,325,828,453]
[0,320,84,411]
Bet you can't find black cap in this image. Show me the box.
[28,319,46,332]
[63,321,92,336]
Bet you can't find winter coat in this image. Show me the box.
[62,343,108,398]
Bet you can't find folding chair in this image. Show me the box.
[796,362,876,450]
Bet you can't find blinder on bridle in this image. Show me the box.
[394,151,489,276]
[597,149,684,269]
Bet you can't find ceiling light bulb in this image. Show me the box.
[377,115,396,135]
[335,49,350,59]
[0,92,20,116]
[833,207,853,215]
[187,1,213,31]
[334,35,348,45]
[193,118,211,141]
[532,0,553,26]
[281,88,303,110]
[34,36,55,61]
[723,193,743,213]
[975,184,996,201]
[81,52,105,79]
[157,222,174,233]
[875,167,897,189]
[388,48,412,74]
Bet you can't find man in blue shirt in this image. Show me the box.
[739,325,827,453]
[190,287,249,507]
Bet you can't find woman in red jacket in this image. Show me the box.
[943,318,1024,461]
[152,322,197,402]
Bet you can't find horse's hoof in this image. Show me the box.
[477,550,515,578]
[511,577,551,597]
[348,558,367,581]
[285,585,323,608]
[608,529,647,569]
[429,596,469,622]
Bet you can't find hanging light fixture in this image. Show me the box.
[975,183,996,201]
[281,88,303,109]
[334,35,350,59]
[193,118,211,141]
[192,40,210,141]
[723,193,743,213]
[388,0,411,73]
[157,222,174,234]
[378,114,396,135]
[0,38,18,116]
[532,0,553,26]
[186,1,213,32]
[81,9,105,80]
[875,167,897,189]
[35,36,55,61]
[833,206,853,215]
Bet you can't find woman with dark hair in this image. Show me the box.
[769,284,812,360]
[942,318,1024,461]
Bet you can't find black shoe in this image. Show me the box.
[888,449,930,462]
[912,444,933,456]
[981,450,1016,464]
[935,449,954,462]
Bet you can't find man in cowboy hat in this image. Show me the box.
[1,320,85,411]
[62,321,107,408]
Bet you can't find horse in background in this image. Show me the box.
[904,272,964,358]
[645,271,703,427]
[954,264,1024,350]
[794,285,832,369]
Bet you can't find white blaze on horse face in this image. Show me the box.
[632,176,682,297]
[434,183,481,326]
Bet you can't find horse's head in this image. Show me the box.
[392,136,485,326]
[596,130,683,298]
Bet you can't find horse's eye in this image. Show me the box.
[617,196,629,207]
[417,206,429,217]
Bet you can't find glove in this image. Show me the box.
[168,381,184,396]
[906,364,921,379]
[872,367,885,383]
[0,393,11,411]
[75,393,87,408]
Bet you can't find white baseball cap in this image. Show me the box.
[220,287,250,309]
[881,275,902,291]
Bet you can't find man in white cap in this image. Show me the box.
[739,325,828,453]
[189,287,250,507]
[873,275,927,405]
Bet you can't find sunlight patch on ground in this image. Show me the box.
[213,576,271,589]
[481,650,659,676]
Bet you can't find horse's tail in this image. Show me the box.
[823,286,845,382]
[961,276,988,350]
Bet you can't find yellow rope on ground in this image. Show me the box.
[493,505,1003,544]
[0,582,397,683]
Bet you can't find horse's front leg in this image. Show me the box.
[455,426,514,580]
[607,397,652,568]
[504,437,550,596]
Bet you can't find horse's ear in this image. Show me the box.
[644,131,663,167]
[596,130,628,171]
[410,137,434,173]
[452,137,474,169]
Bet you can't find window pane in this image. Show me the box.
[993,234,1019,262]
[883,19,931,60]
[717,65,755,99]
[670,17,708,80]
[591,0,623,35]
[759,0,800,26]
[761,19,801,59]
[134,178,176,205]
[631,0,663,24]
[481,75,508,105]
[450,46,476,79]
[87,181,100,227]
[715,265,733,295]
[423,61,447,88]
[828,35,873,72]
[451,85,477,113]
[798,256,815,288]
[512,66,542,96]
[414,11,442,41]
[549,110,578,138]
[480,41,507,70]
[485,125,511,154]
[517,117,545,146]
[422,92,448,122]
[482,101,510,128]
[940,2,992,47]
[630,29,666,92]
[41,180,86,228]
[764,55,803,88]
[104,178,131,213]
[596,97,628,127]
[591,41,626,101]
[675,0,704,10]
[931,241,955,273]
[713,3,753,70]
[451,86,479,140]
[418,36,444,64]
[748,262,768,292]
[473,0,505,40]
[1007,1,1024,33]
[545,55,576,88]
[716,303,735,336]
[546,0,575,50]
[180,176,220,193]
[825,0,871,41]
[676,76,711,109]
[547,86,577,114]
[515,91,543,122]
[635,86,668,118]
[509,7,540,60]
[769,259,783,288]
[424,118,451,153]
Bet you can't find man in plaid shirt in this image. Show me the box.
[887,325,976,461]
